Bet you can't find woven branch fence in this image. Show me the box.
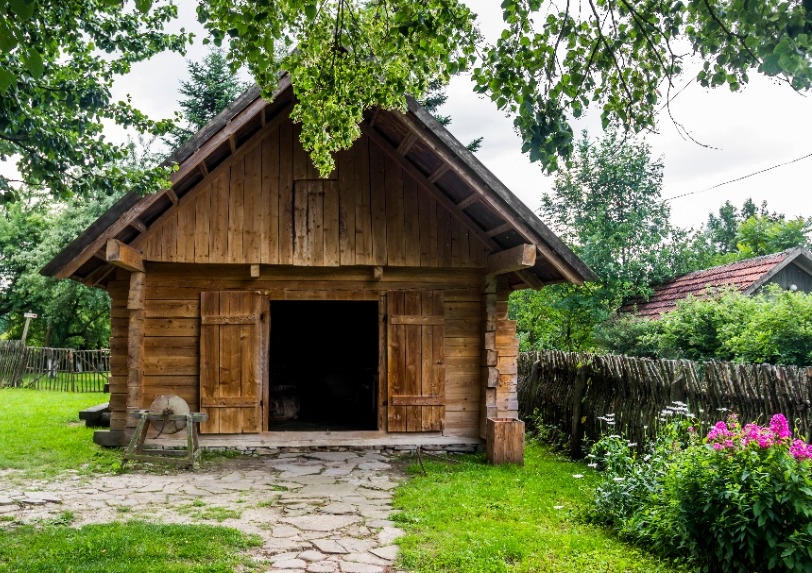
[0,340,110,392]
[519,350,812,457]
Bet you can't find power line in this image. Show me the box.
[663,151,812,202]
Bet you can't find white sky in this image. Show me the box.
[75,1,812,231]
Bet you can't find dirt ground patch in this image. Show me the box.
[0,450,409,573]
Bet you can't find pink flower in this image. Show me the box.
[790,439,812,460]
[769,414,791,440]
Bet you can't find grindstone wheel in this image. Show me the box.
[148,394,190,436]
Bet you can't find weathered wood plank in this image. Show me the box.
[278,118,295,264]
[337,148,356,265]
[369,140,388,266]
[323,180,340,266]
[194,185,211,263]
[227,157,245,262]
[354,135,372,265]
[261,129,280,265]
[243,144,262,264]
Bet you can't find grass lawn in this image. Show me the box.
[0,521,262,572]
[393,442,690,573]
[0,388,120,478]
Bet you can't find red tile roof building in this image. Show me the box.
[623,248,812,319]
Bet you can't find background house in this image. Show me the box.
[625,248,812,320]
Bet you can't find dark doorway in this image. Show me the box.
[268,301,379,431]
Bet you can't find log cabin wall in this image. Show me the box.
[106,265,483,439]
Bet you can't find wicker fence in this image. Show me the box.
[0,340,110,392]
[519,350,812,457]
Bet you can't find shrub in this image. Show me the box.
[589,412,812,572]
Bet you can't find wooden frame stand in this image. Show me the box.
[122,410,209,469]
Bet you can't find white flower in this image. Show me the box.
[609,434,621,439]
[643,455,652,462]
[627,442,637,447]
[553,505,564,510]
[613,477,625,482]
[588,462,598,468]
[572,474,584,479]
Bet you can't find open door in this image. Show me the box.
[199,291,266,434]
[387,291,445,432]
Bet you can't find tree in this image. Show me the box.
[417,79,483,153]
[694,199,811,264]
[167,47,250,148]
[0,192,117,348]
[198,0,812,177]
[510,129,695,351]
[541,129,693,305]
[0,0,190,202]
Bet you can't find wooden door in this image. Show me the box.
[199,291,265,434]
[387,291,445,432]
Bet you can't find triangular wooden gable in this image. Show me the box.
[138,119,488,270]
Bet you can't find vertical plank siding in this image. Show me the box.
[141,130,487,270]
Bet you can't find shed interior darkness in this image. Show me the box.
[268,301,379,431]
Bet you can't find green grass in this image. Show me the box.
[393,442,690,573]
[0,521,262,572]
[0,388,121,478]
[176,502,243,523]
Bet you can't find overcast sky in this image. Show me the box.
[112,0,812,231]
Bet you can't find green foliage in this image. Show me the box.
[0,0,190,201]
[167,47,250,149]
[393,442,688,573]
[541,129,693,304]
[196,0,812,176]
[0,192,118,348]
[0,521,262,572]
[7,1,812,189]
[513,129,693,352]
[0,389,120,478]
[589,415,812,572]
[199,0,478,177]
[597,286,812,366]
[511,283,612,352]
[695,199,811,264]
[735,215,812,256]
[592,315,663,358]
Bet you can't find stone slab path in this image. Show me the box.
[0,450,409,573]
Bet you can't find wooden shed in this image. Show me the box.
[42,76,594,451]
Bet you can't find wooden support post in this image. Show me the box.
[126,271,146,431]
[106,239,145,273]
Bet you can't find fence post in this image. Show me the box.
[570,361,589,459]
[69,350,75,392]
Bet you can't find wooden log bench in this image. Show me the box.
[79,402,110,428]
[122,410,208,469]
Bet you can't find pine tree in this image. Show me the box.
[168,48,249,148]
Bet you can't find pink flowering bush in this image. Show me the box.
[590,412,812,572]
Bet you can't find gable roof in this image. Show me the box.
[624,248,812,319]
[41,76,595,288]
